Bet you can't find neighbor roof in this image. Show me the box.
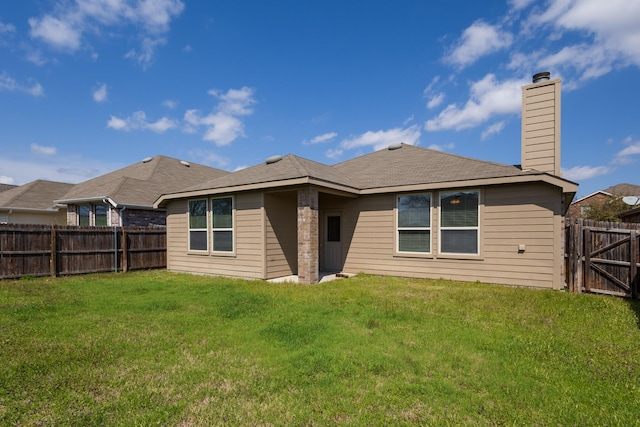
[0,183,17,193]
[0,180,74,211]
[156,144,578,207]
[57,155,229,208]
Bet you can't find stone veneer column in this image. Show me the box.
[297,187,319,284]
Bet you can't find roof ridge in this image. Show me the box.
[287,154,308,176]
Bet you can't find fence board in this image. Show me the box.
[0,224,166,279]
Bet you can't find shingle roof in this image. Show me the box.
[0,184,17,193]
[0,180,74,210]
[58,155,229,207]
[603,183,640,197]
[156,143,577,206]
[179,154,359,193]
[179,144,533,193]
[333,144,532,189]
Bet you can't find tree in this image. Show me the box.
[584,197,628,222]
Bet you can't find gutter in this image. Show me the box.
[0,206,60,213]
[54,197,164,211]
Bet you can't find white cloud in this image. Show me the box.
[481,121,506,140]
[0,155,118,185]
[31,144,57,156]
[124,36,167,69]
[340,125,421,151]
[427,143,455,152]
[561,165,614,181]
[425,74,525,131]
[188,149,229,168]
[613,139,640,164]
[509,0,535,10]
[303,132,338,145]
[427,93,445,109]
[184,87,257,146]
[29,15,82,51]
[325,148,344,159]
[162,99,178,109]
[92,83,108,103]
[107,110,177,133]
[521,0,640,86]
[444,21,514,68]
[28,0,184,67]
[0,73,44,97]
[0,19,16,35]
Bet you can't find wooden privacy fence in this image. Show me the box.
[0,224,166,279]
[565,218,640,299]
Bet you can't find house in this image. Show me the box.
[566,190,614,218]
[0,180,74,225]
[55,155,228,227]
[154,73,578,288]
[567,183,640,219]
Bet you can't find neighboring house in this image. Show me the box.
[56,155,228,227]
[566,191,613,218]
[567,183,640,219]
[155,74,578,289]
[0,183,17,193]
[620,206,640,223]
[0,180,74,225]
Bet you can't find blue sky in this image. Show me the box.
[0,0,639,198]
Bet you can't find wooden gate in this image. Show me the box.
[565,218,640,299]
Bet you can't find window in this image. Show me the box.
[95,205,108,226]
[440,190,479,255]
[78,205,90,226]
[211,197,233,252]
[188,199,208,251]
[397,193,431,253]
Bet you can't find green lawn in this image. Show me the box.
[1,271,639,426]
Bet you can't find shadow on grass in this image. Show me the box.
[628,298,640,330]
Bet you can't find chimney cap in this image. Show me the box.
[532,71,551,83]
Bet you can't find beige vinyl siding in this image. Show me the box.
[165,192,265,279]
[264,191,298,279]
[341,183,563,288]
[1,210,68,225]
[521,79,561,175]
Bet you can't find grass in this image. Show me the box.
[1,271,639,426]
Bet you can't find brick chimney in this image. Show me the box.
[521,72,562,176]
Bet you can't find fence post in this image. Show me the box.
[566,219,574,292]
[575,219,583,293]
[50,227,57,278]
[121,227,128,273]
[583,226,591,293]
[631,230,638,299]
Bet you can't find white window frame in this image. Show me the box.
[396,193,432,255]
[210,196,235,254]
[188,199,208,252]
[439,190,480,256]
